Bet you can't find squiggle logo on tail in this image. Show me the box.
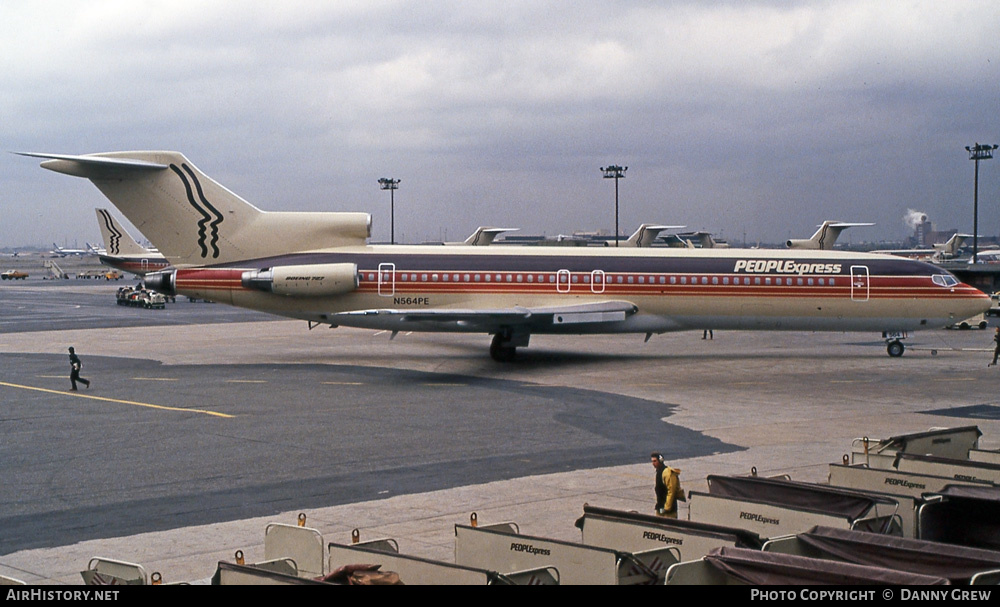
[170,163,224,258]
[98,209,122,254]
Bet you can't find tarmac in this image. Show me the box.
[2,275,1000,584]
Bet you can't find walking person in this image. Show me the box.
[650,452,682,518]
[990,328,1000,367]
[702,329,713,340]
[68,346,90,390]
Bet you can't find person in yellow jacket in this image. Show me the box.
[650,452,682,518]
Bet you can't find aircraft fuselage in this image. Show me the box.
[150,245,988,335]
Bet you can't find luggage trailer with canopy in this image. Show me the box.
[687,475,903,538]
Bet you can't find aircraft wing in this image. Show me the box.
[332,300,638,330]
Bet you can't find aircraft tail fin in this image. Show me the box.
[95,209,152,256]
[623,224,686,248]
[462,227,517,246]
[786,221,873,250]
[20,152,371,266]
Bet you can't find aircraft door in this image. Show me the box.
[378,263,395,296]
[557,269,571,293]
[141,259,149,272]
[850,265,869,301]
[591,270,606,294]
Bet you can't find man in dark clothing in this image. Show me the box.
[651,452,668,514]
[68,346,90,391]
[650,451,681,518]
[990,328,1000,367]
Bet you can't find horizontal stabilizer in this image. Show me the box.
[15,152,168,178]
[20,150,371,266]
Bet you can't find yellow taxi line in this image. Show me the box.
[0,381,233,418]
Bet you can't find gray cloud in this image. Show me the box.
[2,1,999,247]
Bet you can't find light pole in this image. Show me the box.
[378,178,401,244]
[601,165,627,247]
[966,144,997,264]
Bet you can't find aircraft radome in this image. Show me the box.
[20,151,991,361]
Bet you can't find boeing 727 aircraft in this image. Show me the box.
[21,151,990,361]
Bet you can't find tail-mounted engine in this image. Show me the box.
[241,263,358,297]
[143,270,176,295]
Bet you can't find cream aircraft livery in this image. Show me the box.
[20,151,990,361]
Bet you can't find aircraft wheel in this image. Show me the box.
[886,340,905,358]
[490,335,516,362]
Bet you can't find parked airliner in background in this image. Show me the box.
[623,224,687,248]
[50,243,92,257]
[874,234,971,262]
[21,151,990,361]
[786,221,874,250]
[94,208,170,276]
[678,231,729,248]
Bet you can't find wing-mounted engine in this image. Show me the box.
[242,263,358,297]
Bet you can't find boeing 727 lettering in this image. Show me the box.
[20,151,991,361]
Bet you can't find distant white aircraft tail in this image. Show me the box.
[623,224,686,248]
[786,221,873,250]
[21,152,371,266]
[933,233,970,258]
[461,226,517,246]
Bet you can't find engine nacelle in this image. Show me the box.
[143,270,176,295]
[786,238,818,249]
[242,263,358,297]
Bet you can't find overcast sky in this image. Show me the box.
[2,1,999,248]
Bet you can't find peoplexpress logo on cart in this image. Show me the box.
[642,531,683,546]
[884,477,926,489]
[510,542,551,556]
[740,511,780,525]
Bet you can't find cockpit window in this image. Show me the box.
[931,274,959,287]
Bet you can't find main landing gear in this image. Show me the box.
[490,330,529,362]
[490,334,517,362]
